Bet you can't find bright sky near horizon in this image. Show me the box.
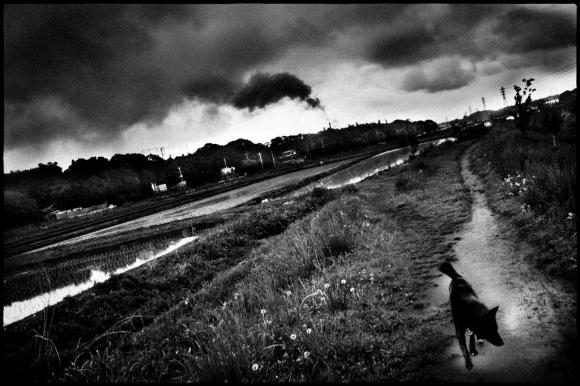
[4,4,576,172]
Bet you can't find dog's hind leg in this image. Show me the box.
[455,326,473,369]
[468,330,478,356]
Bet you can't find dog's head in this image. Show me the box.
[473,306,504,346]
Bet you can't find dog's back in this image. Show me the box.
[439,261,478,302]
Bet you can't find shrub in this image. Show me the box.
[3,190,43,228]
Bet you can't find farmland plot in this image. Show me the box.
[289,137,456,196]
[18,158,355,256]
[3,235,198,326]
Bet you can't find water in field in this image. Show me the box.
[291,137,457,194]
[3,235,198,327]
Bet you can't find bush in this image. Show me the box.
[3,190,43,228]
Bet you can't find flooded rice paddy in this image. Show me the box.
[3,236,198,327]
[4,137,455,328]
[289,137,456,195]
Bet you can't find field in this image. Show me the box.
[4,130,454,259]
[3,124,576,382]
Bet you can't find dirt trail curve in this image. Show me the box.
[428,143,577,382]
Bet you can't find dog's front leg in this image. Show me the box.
[469,331,478,356]
[455,327,473,370]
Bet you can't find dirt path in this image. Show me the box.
[428,143,577,382]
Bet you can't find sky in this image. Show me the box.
[3,4,577,172]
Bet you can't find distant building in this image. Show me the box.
[151,182,167,192]
[279,150,297,160]
[52,203,109,220]
[279,149,304,165]
[220,166,237,181]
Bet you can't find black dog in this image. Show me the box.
[439,261,504,370]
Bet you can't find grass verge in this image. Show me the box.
[52,139,473,382]
[3,188,340,382]
[469,121,576,283]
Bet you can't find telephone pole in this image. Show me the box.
[500,86,507,107]
[482,97,486,110]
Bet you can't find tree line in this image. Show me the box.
[4,118,437,228]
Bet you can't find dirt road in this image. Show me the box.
[428,144,577,382]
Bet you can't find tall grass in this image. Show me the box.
[474,124,577,279]
[480,128,576,215]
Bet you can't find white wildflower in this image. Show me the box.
[290,333,297,340]
[252,363,260,371]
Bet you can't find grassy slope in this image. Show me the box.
[469,122,577,284]
[57,140,474,382]
[3,190,339,382]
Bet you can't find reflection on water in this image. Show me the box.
[3,236,198,327]
[303,137,457,191]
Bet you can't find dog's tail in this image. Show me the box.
[439,261,461,279]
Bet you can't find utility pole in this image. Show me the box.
[500,86,507,107]
[482,97,486,110]
[258,152,264,170]
[223,158,228,168]
[178,166,184,182]
[468,106,472,115]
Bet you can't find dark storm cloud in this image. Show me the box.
[401,59,476,93]
[4,4,576,153]
[367,4,575,90]
[370,24,438,67]
[492,7,576,53]
[3,4,326,150]
[232,73,322,111]
[4,5,196,148]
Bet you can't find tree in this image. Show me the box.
[4,191,43,228]
[513,78,536,135]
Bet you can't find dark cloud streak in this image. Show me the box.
[232,73,322,111]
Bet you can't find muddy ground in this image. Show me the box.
[427,144,577,382]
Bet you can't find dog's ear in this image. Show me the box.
[490,306,499,316]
